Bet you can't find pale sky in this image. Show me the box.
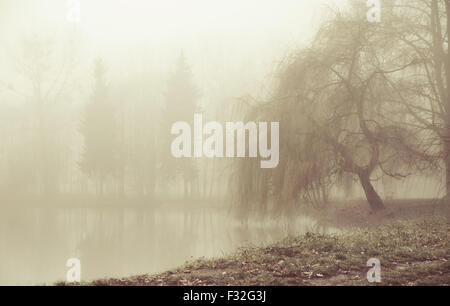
[0,0,348,104]
[1,0,346,50]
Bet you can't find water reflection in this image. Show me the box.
[0,205,336,285]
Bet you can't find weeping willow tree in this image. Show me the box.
[231,2,432,218]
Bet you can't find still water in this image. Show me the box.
[0,205,335,285]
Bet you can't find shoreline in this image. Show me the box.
[57,204,449,286]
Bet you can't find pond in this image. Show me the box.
[0,205,336,285]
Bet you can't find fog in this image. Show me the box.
[0,0,446,285]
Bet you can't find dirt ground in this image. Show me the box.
[313,198,450,229]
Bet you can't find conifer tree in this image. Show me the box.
[80,58,118,195]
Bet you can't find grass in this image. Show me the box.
[61,218,449,286]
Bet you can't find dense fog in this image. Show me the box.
[0,0,447,285]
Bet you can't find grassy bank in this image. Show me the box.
[70,218,449,286]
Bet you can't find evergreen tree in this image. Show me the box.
[80,58,118,195]
[161,54,199,197]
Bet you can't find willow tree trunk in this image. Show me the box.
[358,171,385,211]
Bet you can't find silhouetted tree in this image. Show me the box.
[80,58,119,195]
[232,3,426,214]
[380,0,450,199]
[160,54,199,198]
[1,36,77,195]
